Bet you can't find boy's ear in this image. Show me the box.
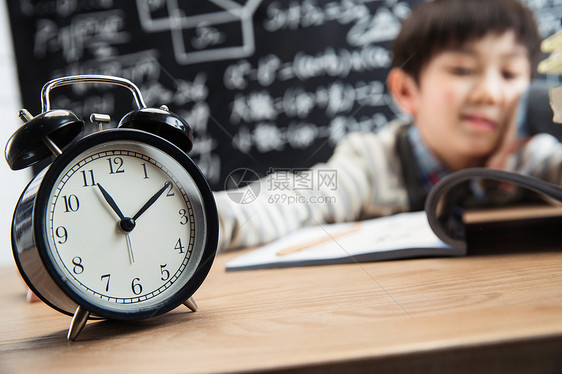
[387,68,419,116]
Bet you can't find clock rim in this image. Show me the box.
[33,128,218,320]
[11,171,85,317]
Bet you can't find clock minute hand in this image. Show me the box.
[96,183,126,220]
[132,181,172,221]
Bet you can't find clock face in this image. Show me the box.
[37,133,214,317]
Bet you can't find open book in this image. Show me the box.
[226,168,562,271]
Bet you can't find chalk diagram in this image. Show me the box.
[136,0,262,65]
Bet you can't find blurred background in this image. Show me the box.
[0,1,31,267]
[0,0,560,267]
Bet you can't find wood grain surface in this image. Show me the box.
[2,243,562,373]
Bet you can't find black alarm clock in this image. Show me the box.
[5,75,218,341]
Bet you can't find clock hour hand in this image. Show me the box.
[96,183,136,263]
[96,183,137,233]
[132,181,172,221]
[96,183,126,220]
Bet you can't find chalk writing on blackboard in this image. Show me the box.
[7,0,561,189]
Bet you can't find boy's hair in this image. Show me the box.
[392,0,541,82]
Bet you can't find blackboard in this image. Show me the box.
[6,0,562,190]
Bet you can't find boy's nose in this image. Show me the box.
[469,72,504,105]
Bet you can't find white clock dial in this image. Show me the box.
[44,140,208,313]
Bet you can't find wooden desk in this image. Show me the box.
[2,244,562,373]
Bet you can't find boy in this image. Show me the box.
[215,0,562,251]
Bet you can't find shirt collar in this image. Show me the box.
[407,125,451,192]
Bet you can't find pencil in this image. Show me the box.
[276,222,363,256]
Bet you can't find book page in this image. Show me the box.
[226,211,463,271]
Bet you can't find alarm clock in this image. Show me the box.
[5,75,218,341]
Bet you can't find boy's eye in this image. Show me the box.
[502,71,520,80]
[447,66,474,76]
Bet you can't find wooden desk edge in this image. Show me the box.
[255,334,562,374]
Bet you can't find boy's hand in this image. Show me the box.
[486,136,529,169]
[486,98,530,169]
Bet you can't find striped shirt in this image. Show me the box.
[214,119,562,251]
[408,125,451,194]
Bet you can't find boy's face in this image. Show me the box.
[410,31,531,169]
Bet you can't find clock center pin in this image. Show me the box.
[119,217,136,232]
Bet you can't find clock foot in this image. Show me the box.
[67,306,90,341]
[183,297,198,312]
